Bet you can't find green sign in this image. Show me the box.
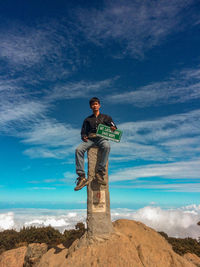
[96,124,123,142]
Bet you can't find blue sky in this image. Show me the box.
[0,0,200,210]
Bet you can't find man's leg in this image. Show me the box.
[95,138,110,185]
[75,139,94,176]
[75,139,94,191]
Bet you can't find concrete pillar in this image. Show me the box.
[86,147,114,237]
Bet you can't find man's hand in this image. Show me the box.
[82,136,88,142]
[111,126,117,132]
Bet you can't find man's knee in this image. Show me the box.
[76,141,90,155]
[102,141,110,151]
[75,145,85,155]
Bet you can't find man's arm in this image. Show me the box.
[81,119,89,142]
[104,115,117,131]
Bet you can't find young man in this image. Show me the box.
[74,97,117,191]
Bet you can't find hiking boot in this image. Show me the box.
[96,171,107,185]
[74,176,89,191]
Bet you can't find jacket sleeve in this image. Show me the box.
[104,115,117,129]
[81,119,88,140]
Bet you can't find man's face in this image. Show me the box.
[90,101,101,112]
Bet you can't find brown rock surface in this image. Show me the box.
[37,219,196,267]
[0,220,198,267]
[24,243,48,267]
[184,253,200,266]
[37,247,68,267]
[0,246,26,267]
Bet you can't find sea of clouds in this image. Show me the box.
[0,205,200,239]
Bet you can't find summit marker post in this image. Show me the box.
[86,146,114,237]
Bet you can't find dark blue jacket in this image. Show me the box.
[81,113,117,140]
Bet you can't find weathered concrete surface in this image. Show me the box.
[87,147,113,237]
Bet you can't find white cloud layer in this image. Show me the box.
[112,205,200,239]
[131,205,200,238]
[0,205,199,239]
[0,212,15,230]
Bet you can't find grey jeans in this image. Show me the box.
[75,137,110,176]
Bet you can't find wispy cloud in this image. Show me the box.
[27,172,75,185]
[21,119,79,159]
[110,109,200,162]
[0,101,47,131]
[47,78,114,101]
[109,108,200,191]
[0,27,48,66]
[0,73,114,136]
[110,110,200,188]
[110,67,200,107]
[0,74,114,160]
[113,181,200,193]
[30,187,56,190]
[28,179,58,184]
[0,19,79,71]
[0,73,50,135]
[109,109,200,189]
[1,77,199,162]
[77,0,197,58]
[23,146,75,159]
[0,18,84,96]
[110,159,200,182]
[21,119,79,147]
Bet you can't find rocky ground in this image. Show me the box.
[0,219,200,267]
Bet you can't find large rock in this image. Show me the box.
[0,246,26,267]
[183,253,200,266]
[1,220,199,267]
[23,243,48,267]
[38,219,197,267]
[37,245,68,267]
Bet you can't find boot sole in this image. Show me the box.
[74,180,90,191]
